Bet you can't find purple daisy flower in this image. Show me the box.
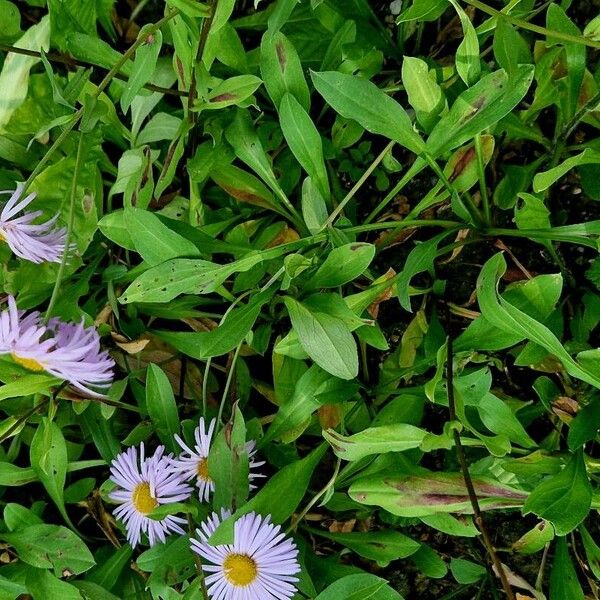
[0,295,114,397]
[169,417,265,502]
[109,443,193,547]
[191,510,301,600]
[0,184,68,264]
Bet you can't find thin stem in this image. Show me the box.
[424,153,485,228]
[0,43,187,97]
[445,303,515,600]
[342,219,461,233]
[188,0,219,152]
[288,457,341,532]
[464,0,600,48]
[321,141,395,230]
[20,9,179,194]
[216,343,242,425]
[474,134,491,226]
[44,132,84,322]
[364,158,425,224]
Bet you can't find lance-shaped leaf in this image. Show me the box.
[311,70,425,154]
[349,471,527,517]
[426,66,534,158]
[477,253,600,389]
[323,424,428,461]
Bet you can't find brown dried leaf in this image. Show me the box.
[367,268,397,318]
[328,519,356,533]
[318,404,342,429]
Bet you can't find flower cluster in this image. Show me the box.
[0,295,114,397]
[0,185,68,264]
[108,419,299,600]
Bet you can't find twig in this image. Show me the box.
[445,302,516,600]
[0,43,187,97]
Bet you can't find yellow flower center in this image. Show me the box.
[223,553,258,586]
[0,231,6,242]
[196,457,211,482]
[132,482,158,515]
[11,353,45,372]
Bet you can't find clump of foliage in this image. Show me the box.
[0,0,599,598]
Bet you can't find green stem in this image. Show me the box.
[342,219,461,233]
[474,134,491,226]
[216,342,242,425]
[44,132,84,322]
[21,9,179,194]
[364,158,426,224]
[321,140,395,230]
[464,0,600,48]
[424,153,485,228]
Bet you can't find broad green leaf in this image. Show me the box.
[156,290,272,359]
[98,210,136,250]
[0,16,50,133]
[0,374,58,401]
[166,0,210,17]
[580,524,600,579]
[523,450,592,535]
[312,529,419,567]
[124,207,200,266]
[0,0,21,41]
[350,471,527,517]
[401,56,444,131]
[263,365,358,444]
[549,538,585,600]
[1,524,95,575]
[450,558,485,584]
[209,444,327,544]
[284,297,358,380]
[311,70,425,154]
[208,406,249,511]
[307,243,375,289]
[493,19,532,75]
[260,31,310,110]
[120,28,162,112]
[67,33,131,75]
[449,0,480,85]
[323,424,427,461]
[3,503,43,531]
[120,256,261,304]
[511,521,555,555]
[146,364,179,452]
[396,0,448,23]
[426,66,534,158]
[30,419,72,527]
[315,573,403,600]
[26,569,84,600]
[201,75,262,110]
[477,253,600,389]
[533,148,600,192]
[301,177,328,233]
[279,93,329,200]
[515,193,551,231]
[568,396,600,450]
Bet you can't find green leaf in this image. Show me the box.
[279,93,329,200]
[120,28,162,112]
[263,365,358,444]
[323,424,427,461]
[146,364,179,452]
[580,524,600,580]
[426,66,534,158]
[477,253,600,389]
[1,524,95,575]
[210,444,327,544]
[208,406,249,511]
[449,0,480,85]
[124,207,200,266]
[98,210,136,251]
[315,574,403,600]
[301,177,328,233]
[523,450,592,535]
[450,558,485,584]
[26,569,84,600]
[0,16,50,132]
[307,243,375,289]
[549,538,585,600]
[284,297,358,380]
[30,418,73,528]
[156,290,272,359]
[67,33,130,75]
[311,70,425,154]
[350,471,527,517]
[511,521,555,555]
[312,529,420,567]
[493,19,532,75]
[201,75,262,110]
[166,0,211,17]
[0,374,58,401]
[533,148,600,192]
[260,31,310,110]
[401,56,444,131]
